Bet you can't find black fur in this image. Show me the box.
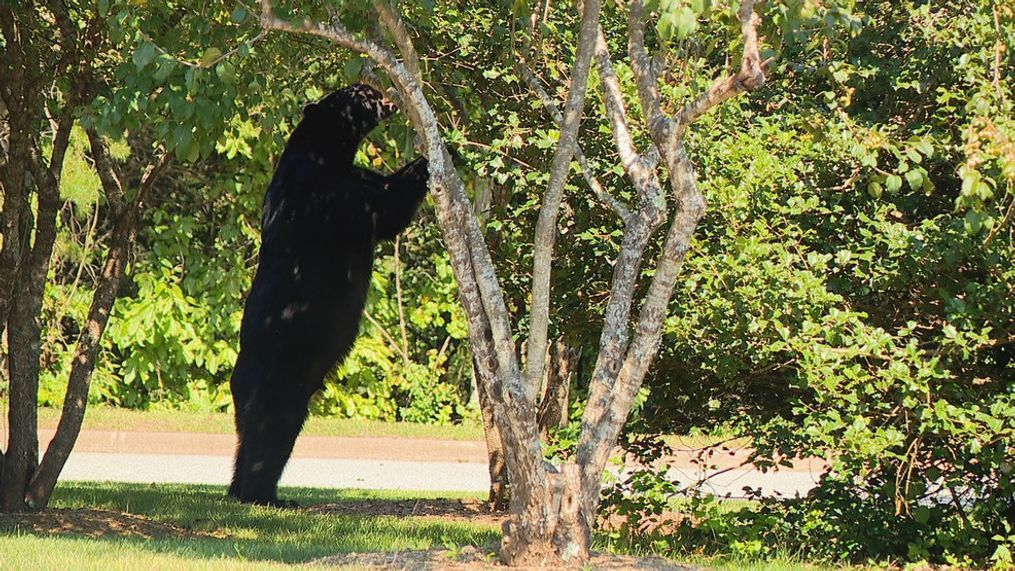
[228,84,429,506]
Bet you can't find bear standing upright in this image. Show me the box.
[228,84,429,506]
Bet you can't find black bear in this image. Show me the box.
[228,84,429,506]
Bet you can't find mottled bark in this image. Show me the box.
[523,0,603,404]
[474,362,508,510]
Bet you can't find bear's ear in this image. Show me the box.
[302,101,320,119]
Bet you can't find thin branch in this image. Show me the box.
[370,0,423,87]
[672,0,769,135]
[364,309,408,363]
[627,0,668,137]
[595,25,663,205]
[524,0,604,403]
[138,29,267,70]
[394,234,411,368]
[86,128,126,215]
[516,58,631,222]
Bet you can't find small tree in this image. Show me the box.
[0,0,257,512]
[258,0,784,564]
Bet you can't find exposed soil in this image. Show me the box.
[0,507,225,540]
[304,497,506,527]
[312,545,700,570]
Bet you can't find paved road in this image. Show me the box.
[57,449,822,498]
[60,452,492,492]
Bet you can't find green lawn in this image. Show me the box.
[0,482,871,570]
[0,482,496,570]
[35,405,485,441]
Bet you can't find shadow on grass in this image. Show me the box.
[1,481,499,564]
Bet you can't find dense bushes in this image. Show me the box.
[611,1,1014,566]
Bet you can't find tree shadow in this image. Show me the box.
[1,482,499,564]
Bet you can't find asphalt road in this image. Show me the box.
[57,448,823,498]
[60,452,492,492]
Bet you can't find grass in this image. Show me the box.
[0,482,875,570]
[34,405,485,441]
[1,482,496,570]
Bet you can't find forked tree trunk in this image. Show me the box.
[260,0,770,563]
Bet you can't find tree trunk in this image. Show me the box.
[474,362,509,510]
[538,339,578,437]
[500,463,593,566]
[258,0,771,564]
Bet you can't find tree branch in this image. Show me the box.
[85,128,126,215]
[672,0,768,136]
[627,0,669,138]
[516,58,631,223]
[524,0,603,404]
[370,0,423,87]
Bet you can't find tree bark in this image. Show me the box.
[25,148,169,509]
[474,362,509,510]
[537,339,578,437]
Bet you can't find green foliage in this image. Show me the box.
[603,0,1014,566]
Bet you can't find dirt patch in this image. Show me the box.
[313,546,700,570]
[0,508,223,540]
[305,498,505,527]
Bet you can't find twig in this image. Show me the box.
[394,234,411,368]
[137,29,266,70]
[516,58,631,222]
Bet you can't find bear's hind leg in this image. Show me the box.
[234,390,309,507]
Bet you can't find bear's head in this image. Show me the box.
[302,84,397,142]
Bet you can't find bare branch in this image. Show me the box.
[524,0,603,403]
[516,58,631,222]
[393,234,411,368]
[371,0,423,87]
[672,0,769,134]
[627,0,669,138]
[595,26,663,201]
[86,128,126,215]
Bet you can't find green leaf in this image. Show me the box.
[216,61,236,84]
[885,174,902,193]
[132,42,157,70]
[912,506,930,524]
[867,180,883,198]
[673,6,698,39]
[201,47,223,67]
[905,169,923,190]
[154,57,176,82]
[231,7,247,23]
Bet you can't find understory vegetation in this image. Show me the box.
[1,0,1011,567]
